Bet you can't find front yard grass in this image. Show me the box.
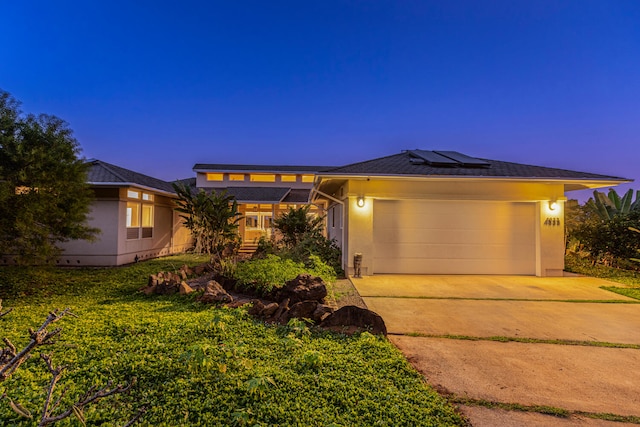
[565,254,640,300]
[0,255,465,426]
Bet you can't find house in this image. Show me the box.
[192,163,333,249]
[57,160,192,266]
[311,150,629,277]
[57,150,629,275]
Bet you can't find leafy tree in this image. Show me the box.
[172,183,242,258]
[0,90,98,264]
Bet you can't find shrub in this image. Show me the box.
[571,210,640,267]
[234,254,336,294]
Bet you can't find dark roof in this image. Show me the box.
[281,189,311,203]
[321,151,628,181]
[86,159,176,194]
[172,177,197,190]
[193,163,334,173]
[208,187,292,203]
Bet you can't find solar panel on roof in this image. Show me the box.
[408,150,459,166]
[434,151,491,168]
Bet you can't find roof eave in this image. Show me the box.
[314,173,631,186]
[88,182,177,197]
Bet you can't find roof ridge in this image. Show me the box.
[91,159,128,183]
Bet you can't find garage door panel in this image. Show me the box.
[375,242,531,259]
[377,257,534,275]
[373,200,536,275]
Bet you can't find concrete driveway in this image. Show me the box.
[352,275,640,426]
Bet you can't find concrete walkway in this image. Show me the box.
[352,275,640,426]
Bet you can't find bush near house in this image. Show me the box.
[256,205,343,276]
[234,254,336,294]
[566,189,640,268]
[0,255,465,426]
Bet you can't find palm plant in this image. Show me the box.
[172,183,242,258]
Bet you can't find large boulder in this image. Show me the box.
[285,301,318,323]
[279,274,327,304]
[197,280,234,304]
[320,306,387,335]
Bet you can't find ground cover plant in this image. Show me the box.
[565,254,640,300]
[0,255,465,426]
[234,254,336,294]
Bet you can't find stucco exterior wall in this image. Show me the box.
[58,187,192,266]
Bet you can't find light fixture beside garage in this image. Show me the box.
[548,200,558,211]
[356,196,365,208]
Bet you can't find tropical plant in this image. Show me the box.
[261,206,343,275]
[273,205,324,247]
[587,188,640,221]
[571,209,640,267]
[173,183,242,258]
[0,90,99,264]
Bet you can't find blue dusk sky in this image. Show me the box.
[1,1,639,200]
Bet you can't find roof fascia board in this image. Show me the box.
[89,182,176,197]
[314,174,631,185]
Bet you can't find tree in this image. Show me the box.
[0,90,98,264]
[273,205,324,248]
[172,183,242,258]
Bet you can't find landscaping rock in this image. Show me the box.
[286,301,318,322]
[262,302,279,317]
[248,300,265,316]
[179,281,194,295]
[197,280,233,304]
[320,306,387,335]
[140,285,156,295]
[280,274,327,304]
[273,297,290,322]
[313,304,335,323]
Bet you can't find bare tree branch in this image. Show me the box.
[38,357,134,426]
[0,308,74,381]
[0,299,13,318]
[2,308,140,426]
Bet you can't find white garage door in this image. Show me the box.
[373,200,536,275]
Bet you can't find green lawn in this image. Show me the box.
[0,255,465,426]
[565,255,640,300]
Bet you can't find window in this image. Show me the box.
[246,215,259,228]
[280,174,297,182]
[301,175,314,183]
[229,174,245,181]
[250,174,276,182]
[142,205,154,227]
[206,173,224,181]
[126,202,140,227]
[127,190,154,239]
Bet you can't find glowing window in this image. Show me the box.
[206,173,224,181]
[229,174,245,181]
[126,202,140,227]
[142,205,154,227]
[301,175,314,183]
[250,174,276,182]
[127,190,140,199]
[280,175,297,182]
[142,193,153,201]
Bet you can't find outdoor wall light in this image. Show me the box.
[356,196,365,208]
[548,201,558,211]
